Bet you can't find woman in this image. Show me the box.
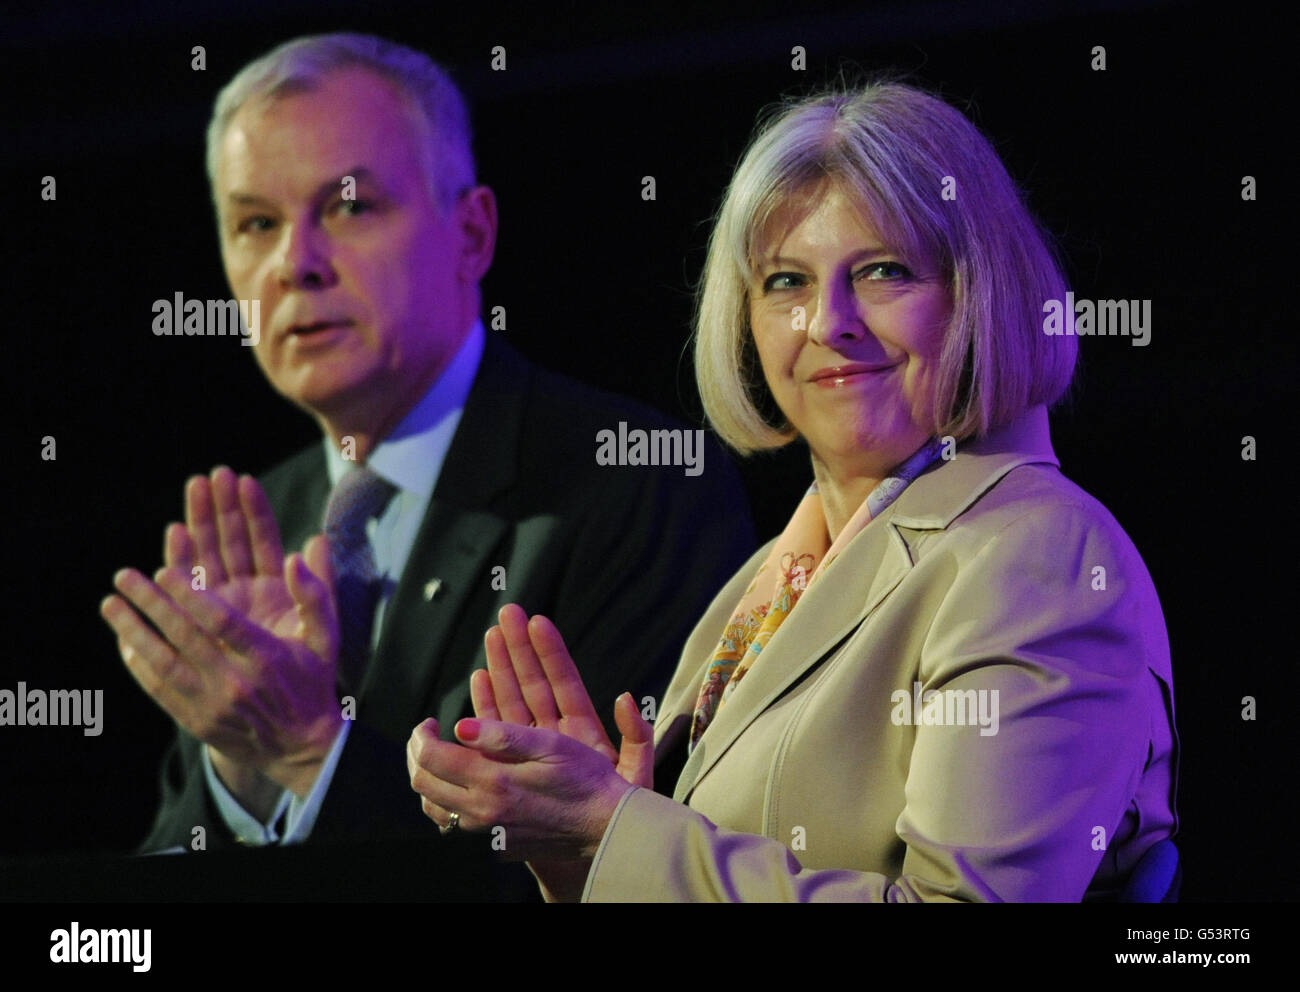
[405,81,1179,902]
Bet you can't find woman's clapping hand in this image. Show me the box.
[406,604,653,900]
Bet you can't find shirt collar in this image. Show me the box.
[324,319,486,500]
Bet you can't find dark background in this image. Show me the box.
[2,0,1290,902]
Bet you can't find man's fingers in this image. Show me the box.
[185,475,229,587]
[301,535,339,647]
[527,614,603,724]
[211,466,255,579]
[100,591,204,709]
[239,474,286,577]
[113,568,231,676]
[150,567,272,671]
[163,522,197,574]
[484,623,532,726]
[301,534,334,591]
[285,551,337,665]
[498,604,561,727]
[104,575,278,753]
[470,668,502,721]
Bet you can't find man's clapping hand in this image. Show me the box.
[101,466,343,817]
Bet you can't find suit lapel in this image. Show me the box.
[359,334,526,720]
[269,448,332,558]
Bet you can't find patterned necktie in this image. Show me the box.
[323,466,397,694]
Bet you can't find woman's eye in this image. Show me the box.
[332,199,374,217]
[857,261,912,280]
[762,272,804,292]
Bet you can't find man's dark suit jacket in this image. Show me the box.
[139,332,755,853]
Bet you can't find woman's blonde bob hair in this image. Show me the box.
[695,81,1077,454]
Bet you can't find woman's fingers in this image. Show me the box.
[614,692,655,789]
[484,624,533,725]
[498,605,561,727]
[406,718,630,860]
[526,614,603,725]
[407,719,475,803]
[478,606,619,763]
[420,796,460,833]
[470,668,502,721]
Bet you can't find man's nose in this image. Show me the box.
[807,277,867,347]
[276,222,335,289]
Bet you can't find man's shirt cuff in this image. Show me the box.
[200,721,352,846]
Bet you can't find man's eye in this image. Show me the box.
[762,272,804,292]
[236,215,275,234]
[857,261,912,280]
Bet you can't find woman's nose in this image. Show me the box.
[807,278,866,347]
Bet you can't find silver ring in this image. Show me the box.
[441,810,460,835]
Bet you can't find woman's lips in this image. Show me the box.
[809,363,898,387]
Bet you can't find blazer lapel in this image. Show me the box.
[649,542,770,779]
[666,405,1061,803]
[670,514,914,802]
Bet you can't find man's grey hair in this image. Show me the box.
[205,32,475,211]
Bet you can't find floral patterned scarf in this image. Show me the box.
[690,437,947,751]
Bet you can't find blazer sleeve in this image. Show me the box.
[583,500,1174,901]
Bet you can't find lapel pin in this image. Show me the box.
[423,578,443,602]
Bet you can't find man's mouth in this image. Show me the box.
[290,320,350,336]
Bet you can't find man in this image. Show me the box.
[99,33,754,855]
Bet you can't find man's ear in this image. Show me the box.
[457,185,497,284]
